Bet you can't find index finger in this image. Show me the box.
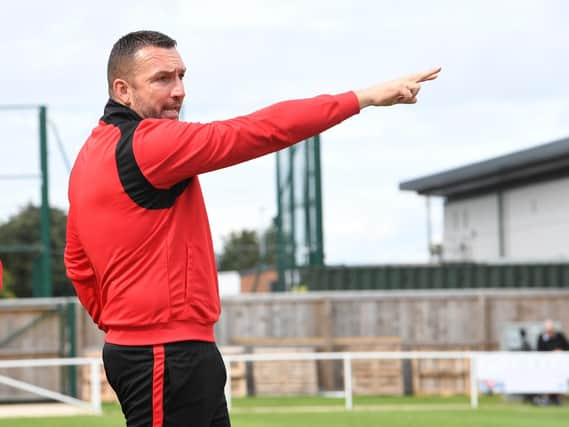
[409,67,442,83]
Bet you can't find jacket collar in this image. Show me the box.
[101,99,143,125]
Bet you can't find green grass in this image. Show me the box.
[0,396,567,427]
[232,394,476,407]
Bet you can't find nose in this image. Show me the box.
[172,77,185,99]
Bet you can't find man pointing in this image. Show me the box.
[65,30,440,427]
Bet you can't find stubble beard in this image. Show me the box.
[131,92,162,120]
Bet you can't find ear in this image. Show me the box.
[112,78,131,105]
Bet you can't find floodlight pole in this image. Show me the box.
[38,106,52,297]
[313,134,324,266]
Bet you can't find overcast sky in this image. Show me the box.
[1,0,568,264]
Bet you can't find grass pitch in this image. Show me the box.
[0,396,567,427]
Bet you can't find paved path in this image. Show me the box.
[0,403,96,418]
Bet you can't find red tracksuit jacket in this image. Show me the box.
[64,92,359,345]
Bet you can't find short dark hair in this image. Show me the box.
[107,30,177,96]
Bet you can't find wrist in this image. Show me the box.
[354,89,373,109]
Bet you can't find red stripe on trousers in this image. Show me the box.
[152,345,165,427]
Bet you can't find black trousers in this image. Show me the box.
[103,340,231,427]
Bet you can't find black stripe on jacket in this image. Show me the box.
[101,99,190,209]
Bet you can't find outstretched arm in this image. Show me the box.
[134,67,442,187]
[355,67,441,108]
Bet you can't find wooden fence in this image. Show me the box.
[1,289,568,400]
[215,289,569,349]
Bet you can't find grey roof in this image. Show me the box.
[399,136,569,197]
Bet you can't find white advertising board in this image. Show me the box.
[476,352,569,394]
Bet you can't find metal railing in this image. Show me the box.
[2,351,568,416]
[223,350,480,411]
[0,357,101,414]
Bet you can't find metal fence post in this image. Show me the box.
[225,357,232,412]
[469,353,478,408]
[90,359,102,414]
[343,353,353,410]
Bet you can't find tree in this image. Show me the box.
[217,223,279,272]
[217,229,260,272]
[0,204,72,297]
[0,266,15,298]
[259,222,278,267]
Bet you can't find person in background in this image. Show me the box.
[537,319,569,352]
[536,319,569,405]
